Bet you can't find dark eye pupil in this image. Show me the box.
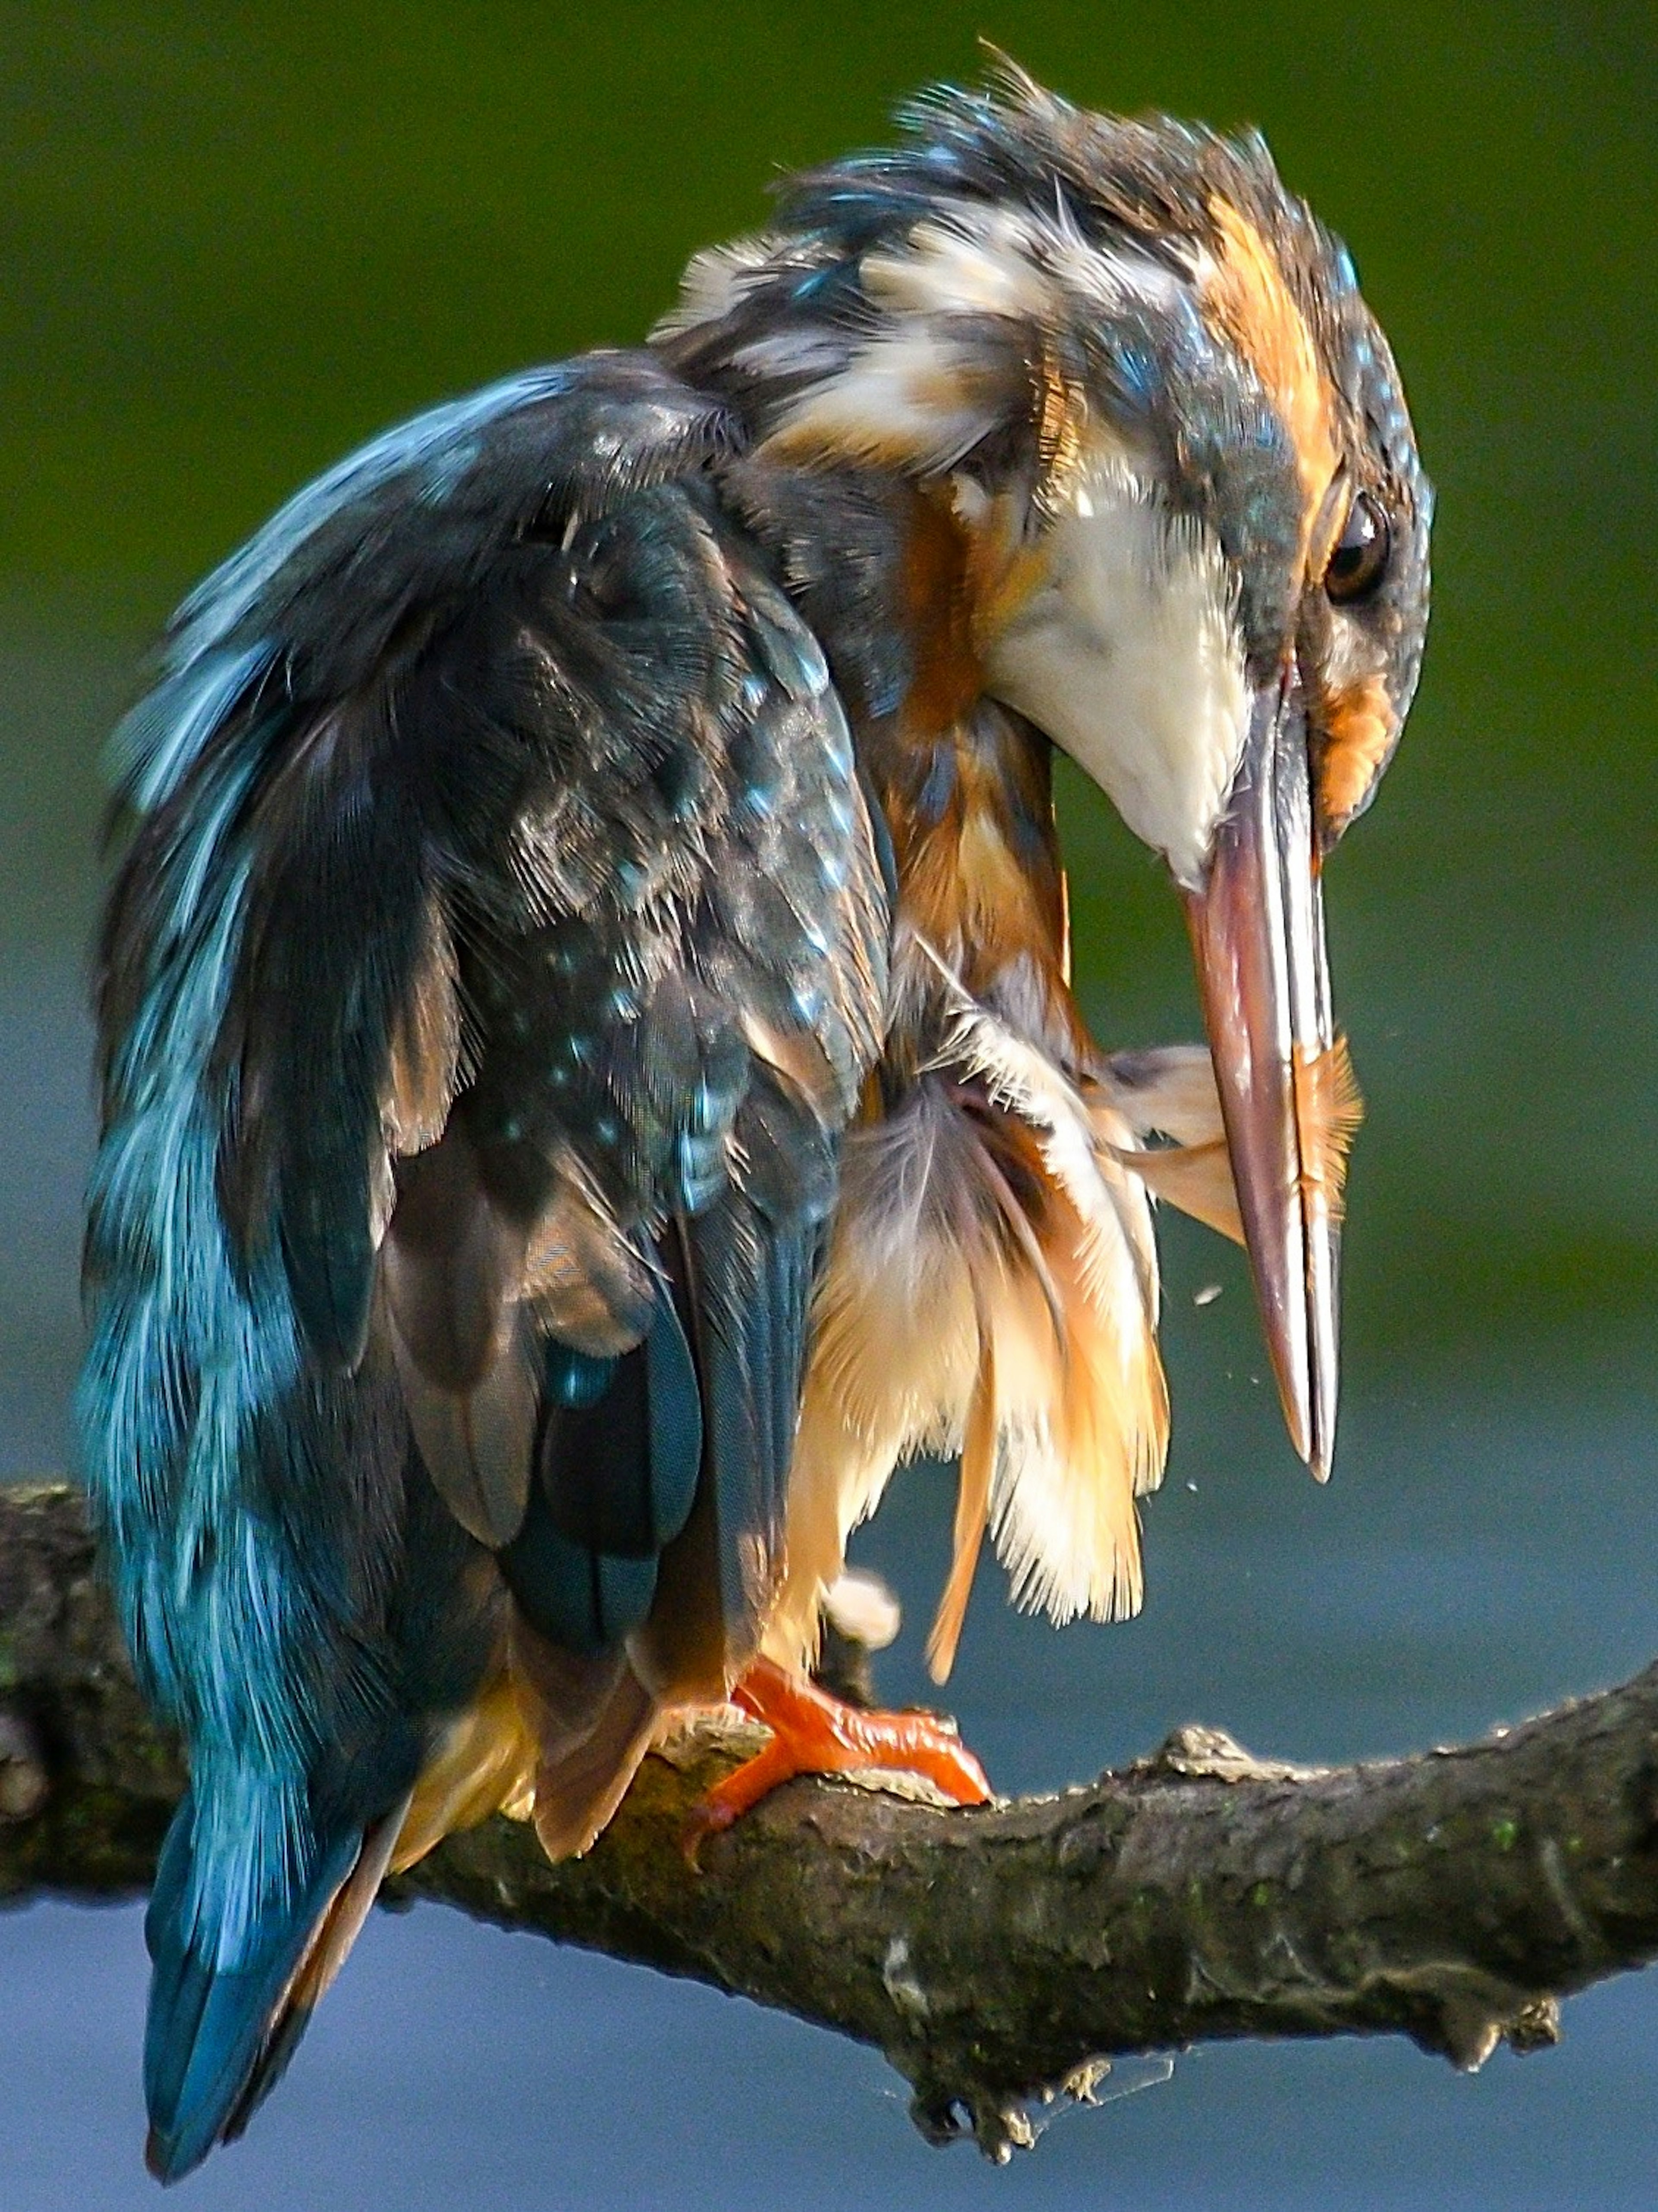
[1326,492,1390,604]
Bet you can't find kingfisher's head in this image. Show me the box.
[658,63,1431,1477]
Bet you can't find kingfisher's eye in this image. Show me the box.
[1325,491,1390,605]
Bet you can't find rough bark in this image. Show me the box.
[3,1480,1655,2159]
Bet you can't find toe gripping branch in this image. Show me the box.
[688,1657,992,1851]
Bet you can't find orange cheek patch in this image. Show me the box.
[1317,674,1395,834]
[1202,197,1339,540]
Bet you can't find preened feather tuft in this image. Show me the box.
[771,948,1170,1673]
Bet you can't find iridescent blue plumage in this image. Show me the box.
[81,351,889,2178]
[501,1291,702,1653]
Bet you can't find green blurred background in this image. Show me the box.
[1,5,1655,2208]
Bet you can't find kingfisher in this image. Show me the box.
[79,62,1428,2179]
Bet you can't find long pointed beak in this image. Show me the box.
[1183,672,1361,1480]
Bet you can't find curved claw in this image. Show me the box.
[685,1657,990,1859]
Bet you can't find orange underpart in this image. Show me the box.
[687,1657,991,1851]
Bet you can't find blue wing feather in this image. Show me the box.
[500,1291,703,1653]
[683,1074,836,1646]
[82,348,888,2174]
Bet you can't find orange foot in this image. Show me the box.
[687,1657,991,1853]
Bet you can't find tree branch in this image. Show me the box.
[3,1482,1656,2159]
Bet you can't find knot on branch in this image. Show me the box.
[0,1707,47,1822]
[1133,1723,1323,1785]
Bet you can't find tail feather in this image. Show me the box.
[773,969,1177,1673]
[143,1796,361,2184]
[220,1798,411,2152]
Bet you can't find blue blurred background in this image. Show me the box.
[3,4,1656,2205]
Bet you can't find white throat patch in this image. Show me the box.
[983,471,1249,889]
